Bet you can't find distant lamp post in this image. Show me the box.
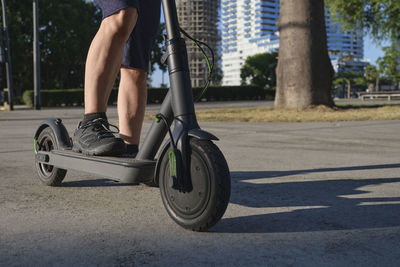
[1,0,14,110]
[33,0,40,110]
[0,23,4,64]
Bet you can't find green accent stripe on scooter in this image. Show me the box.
[34,137,38,154]
[169,150,176,177]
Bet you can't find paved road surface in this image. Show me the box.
[1,107,399,266]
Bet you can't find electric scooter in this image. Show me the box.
[33,0,231,231]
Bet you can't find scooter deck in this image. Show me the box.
[36,149,156,184]
[53,150,155,167]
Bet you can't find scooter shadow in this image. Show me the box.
[61,179,138,187]
[213,163,400,233]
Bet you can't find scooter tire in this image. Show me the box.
[159,138,231,231]
[35,127,67,186]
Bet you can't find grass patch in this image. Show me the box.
[144,105,400,122]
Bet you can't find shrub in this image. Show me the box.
[22,86,275,107]
[23,89,84,107]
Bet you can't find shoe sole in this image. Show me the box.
[72,142,126,156]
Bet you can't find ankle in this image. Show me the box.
[82,112,107,125]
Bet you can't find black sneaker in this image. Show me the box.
[119,144,139,158]
[72,118,126,156]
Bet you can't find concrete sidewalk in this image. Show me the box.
[0,108,399,266]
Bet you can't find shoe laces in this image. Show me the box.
[80,118,120,139]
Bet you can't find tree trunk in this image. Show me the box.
[347,81,351,99]
[275,0,334,109]
[367,83,374,92]
[375,77,380,92]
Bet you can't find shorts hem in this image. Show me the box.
[102,5,139,20]
[121,63,148,72]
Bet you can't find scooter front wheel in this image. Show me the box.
[159,138,231,231]
[34,127,67,186]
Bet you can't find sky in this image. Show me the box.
[364,35,388,65]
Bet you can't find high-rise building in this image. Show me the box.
[221,0,366,86]
[326,11,366,73]
[176,0,220,87]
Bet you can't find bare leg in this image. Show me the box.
[84,8,138,114]
[117,67,147,145]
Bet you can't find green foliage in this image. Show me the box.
[0,0,101,93]
[240,51,278,89]
[377,43,400,84]
[326,0,400,41]
[333,71,366,97]
[365,64,379,84]
[22,86,275,107]
[326,0,400,89]
[333,71,364,87]
[1,1,167,95]
[150,23,166,73]
[210,65,223,86]
[195,86,275,101]
[39,0,102,89]
[22,88,84,107]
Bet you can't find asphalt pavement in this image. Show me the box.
[0,104,399,266]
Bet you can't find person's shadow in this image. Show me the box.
[213,163,400,233]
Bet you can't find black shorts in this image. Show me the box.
[93,0,161,71]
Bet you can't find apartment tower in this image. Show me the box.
[176,0,220,87]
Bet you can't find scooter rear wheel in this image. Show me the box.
[159,138,231,231]
[35,127,67,186]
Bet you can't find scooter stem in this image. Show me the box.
[162,0,200,191]
[162,0,198,122]
[162,0,180,40]
[137,0,199,162]
[136,0,199,191]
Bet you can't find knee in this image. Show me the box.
[122,68,147,83]
[103,8,138,42]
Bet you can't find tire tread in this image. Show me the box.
[35,127,67,186]
[159,138,231,232]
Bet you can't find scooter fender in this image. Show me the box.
[34,118,72,152]
[188,128,219,141]
[153,128,218,186]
